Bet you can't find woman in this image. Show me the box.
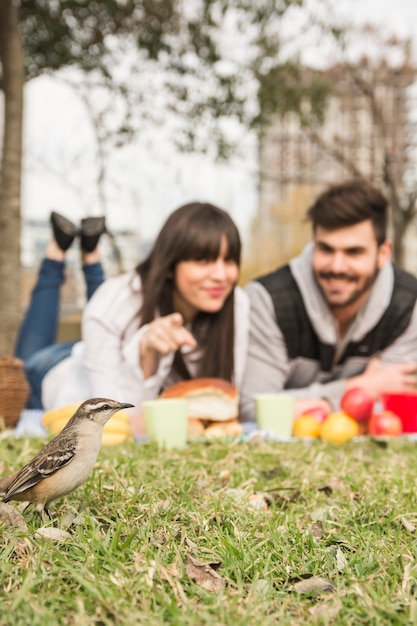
[23,203,249,419]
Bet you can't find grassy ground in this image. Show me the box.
[2,435,417,625]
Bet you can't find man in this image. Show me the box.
[241,179,417,421]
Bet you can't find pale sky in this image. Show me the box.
[339,0,417,37]
[21,0,417,246]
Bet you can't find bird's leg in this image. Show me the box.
[36,503,54,524]
[45,508,54,522]
[21,501,31,514]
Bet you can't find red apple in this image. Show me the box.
[340,387,374,422]
[300,406,330,424]
[368,411,403,437]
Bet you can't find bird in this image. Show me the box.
[0,397,134,519]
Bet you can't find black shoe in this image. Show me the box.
[51,211,78,251]
[81,217,106,253]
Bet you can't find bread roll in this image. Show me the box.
[223,419,243,437]
[188,418,205,440]
[204,419,243,439]
[160,378,239,422]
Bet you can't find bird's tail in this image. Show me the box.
[0,472,19,499]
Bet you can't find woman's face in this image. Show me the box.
[172,234,239,322]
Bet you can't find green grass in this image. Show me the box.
[2,436,417,625]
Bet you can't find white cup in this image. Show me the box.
[255,394,295,438]
[143,398,188,449]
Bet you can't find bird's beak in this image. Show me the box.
[120,403,135,410]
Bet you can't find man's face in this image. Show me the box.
[312,220,391,311]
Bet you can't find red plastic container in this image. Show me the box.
[381,392,417,433]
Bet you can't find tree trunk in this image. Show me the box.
[391,218,405,267]
[384,182,409,268]
[0,1,24,354]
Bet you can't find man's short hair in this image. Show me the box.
[306,179,389,245]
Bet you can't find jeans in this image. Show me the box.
[15,258,104,409]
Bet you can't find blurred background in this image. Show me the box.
[1,0,417,349]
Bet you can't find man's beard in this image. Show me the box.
[315,267,380,309]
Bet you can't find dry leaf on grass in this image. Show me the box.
[309,521,324,540]
[292,575,335,595]
[146,560,157,588]
[248,494,269,510]
[252,579,271,595]
[335,547,348,572]
[267,490,301,509]
[151,499,172,515]
[310,506,336,522]
[399,516,416,533]
[184,536,198,549]
[226,488,248,501]
[34,527,71,542]
[167,553,182,578]
[0,502,28,532]
[0,502,29,550]
[309,598,343,619]
[185,555,225,592]
[225,489,269,511]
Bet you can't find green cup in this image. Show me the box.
[143,398,188,449]
[255,394,295,438]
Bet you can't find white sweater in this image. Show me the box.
[42,271,250,415]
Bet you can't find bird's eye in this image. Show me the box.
[102,404,111,410]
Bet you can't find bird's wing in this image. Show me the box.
[3,434,78,501]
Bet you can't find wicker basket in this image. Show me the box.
[0,356,30,429]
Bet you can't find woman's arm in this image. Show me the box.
[81,273,173,408]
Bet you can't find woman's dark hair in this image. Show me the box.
[136,202,241,381]
[306,179,389,245]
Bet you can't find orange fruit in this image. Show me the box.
[293,414,321,438]
[319,411,360,444]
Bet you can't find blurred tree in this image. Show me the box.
[303,50,417,267]
[256,23,417,268]
[0,0,310,352]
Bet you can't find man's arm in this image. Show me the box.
[345,303,417,396]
